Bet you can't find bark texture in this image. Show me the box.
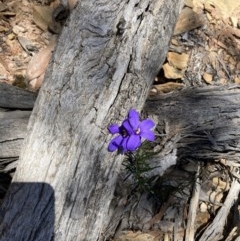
[0,83,37,110]
[104,84,240,239]
[145,85,240,163]
[0,83,37,172]
[2,84,240,239]
[0,0,183,241]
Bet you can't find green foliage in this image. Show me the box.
[123,141,161,193]
[123,142,196,203]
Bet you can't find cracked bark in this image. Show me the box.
[0,0,183,241]
[145,85,240,163]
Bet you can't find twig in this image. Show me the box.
[198,178,240,241]
[185,162,201,241]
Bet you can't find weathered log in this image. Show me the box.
[5,84,240,163]
[0,83,37,172]
[0,84,37,172]
[0,110,31,160]
[144,85,240,241]
[145,85,240,163]
[0,83,37,109]
[2,84,240,239]
[0,0,184,240]
[104,84,240,239]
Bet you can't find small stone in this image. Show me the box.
[234,77,240,84]
[8,33,15,40]
[203,73,213,84]
[230,17,238,28]
[12,25,26,35]
[0,26,9,32]
[199,202,208,212]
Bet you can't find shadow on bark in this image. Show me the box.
[0,183,55,241]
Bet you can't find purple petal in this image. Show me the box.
[108,135,123,152]
[128,109,139,119]
[140,130,155,141]
[122,119,134,135]
[128,109,140,130]
[108,124,120,134]
[120,136,129,153]
[127,134,141,151]
[139,119,155,130]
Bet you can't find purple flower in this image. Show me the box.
[107,123,129,153]
[108,109,155,153]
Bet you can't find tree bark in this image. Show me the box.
[0,0,183,240]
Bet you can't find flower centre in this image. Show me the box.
[120,128,127,137]
[135,128,140,135]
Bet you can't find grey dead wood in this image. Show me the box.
[2,84,240,240]
[107,85,240,239]
[144,85,240,241]
[0,0,184,241]
[198,178,240,241]
[0,84,37,172]
[185,163,201,241]
[145,85,240,163]
[0,83,37,110]
[0,110,31,169]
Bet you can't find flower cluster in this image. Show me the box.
[108,109,155,153]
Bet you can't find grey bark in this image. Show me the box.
[0,110,31,161]
[0,83,37,110]
[2,83,240,240]
[0,83,37,173]
[2,84,240,239]
[104,84,240,239]
[145,85,240,163]
[0,0,183,241]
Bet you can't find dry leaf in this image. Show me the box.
[208,50,218,69]
[32,5,53,31]
[26,40,56,82]
[167,52,189,70]
[174,7,205,35]
[193,0,240,19]
[163,63,184,79]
